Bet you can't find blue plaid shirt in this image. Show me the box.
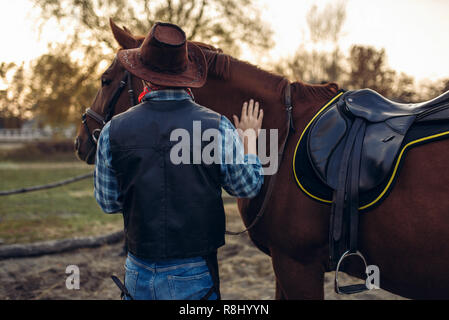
[94,89,264,213]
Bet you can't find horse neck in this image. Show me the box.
[193,57,289,131]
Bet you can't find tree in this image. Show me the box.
[0,63,34,121]
[306,1,346,83]
[33,0,273,56]
[344,45,420,102]
[2,0,273,125]
[24,46,99,126]
[390,72,417,102]
[345,45,395,95]
[275,1,347,83]
[274,46,340,84]
[421,78,449,101]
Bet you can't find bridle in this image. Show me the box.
[81,70,136,148]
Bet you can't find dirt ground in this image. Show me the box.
[0,203,405,300]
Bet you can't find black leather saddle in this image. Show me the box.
[293,88,449,294]
[343,88,449,121]
[308,89,449,194]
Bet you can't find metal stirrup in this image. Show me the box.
[334,250,369,295]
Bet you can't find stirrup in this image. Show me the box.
[334,250,369,295]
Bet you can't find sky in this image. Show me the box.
[1,0,448,82]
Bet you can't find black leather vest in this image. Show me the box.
[109,99,225,260]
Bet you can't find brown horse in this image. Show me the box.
[75,21,449,299]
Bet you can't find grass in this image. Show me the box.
[0,162,123,244]
[0,143,239,245]
[0,140,79,163]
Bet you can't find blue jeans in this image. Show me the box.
[124,252,218,300]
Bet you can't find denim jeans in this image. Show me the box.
[123,252,218,300]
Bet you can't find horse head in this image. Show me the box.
[74,20,229,164]
[75,19,144,164]
[75,19,294,165]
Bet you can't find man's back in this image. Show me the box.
[109,99,225,260]
[94,22,264,300]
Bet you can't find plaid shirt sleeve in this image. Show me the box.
[219,115,264,198]
[94,121,123,213]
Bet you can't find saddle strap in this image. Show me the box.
[348,121,366,252]
[330,117,366,267]
[331,118,364,242]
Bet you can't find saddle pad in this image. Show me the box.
[293,91,449,211]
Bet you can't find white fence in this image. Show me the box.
[0,129,51,142]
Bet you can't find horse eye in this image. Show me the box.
[101,78,112,87]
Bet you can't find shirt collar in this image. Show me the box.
[141,88,194,102]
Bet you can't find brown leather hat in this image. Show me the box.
[117,22,207,88]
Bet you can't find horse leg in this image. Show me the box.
[271,248,325,300]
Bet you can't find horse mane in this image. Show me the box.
[193,41,339,99]
[121,37,338,99]
[193,42,290,96]
[294,81,339,101]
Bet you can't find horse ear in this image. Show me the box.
[110,18,139,49]
[123,26,133,35]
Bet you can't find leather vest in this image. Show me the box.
[109,99,225,260]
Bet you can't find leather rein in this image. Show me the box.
[81,70,135,148]
[226,81,295,235]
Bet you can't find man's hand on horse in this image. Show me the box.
[233,99,264,155]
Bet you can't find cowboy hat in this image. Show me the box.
[117,22,207,88]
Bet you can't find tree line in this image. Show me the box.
[1,0,447,128]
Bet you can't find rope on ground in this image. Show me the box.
[0,172,94,196]
[0,231,124,259]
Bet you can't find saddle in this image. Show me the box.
[309,89,449,194]
[293,88,449,294]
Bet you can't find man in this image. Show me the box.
[94,22,264,300]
